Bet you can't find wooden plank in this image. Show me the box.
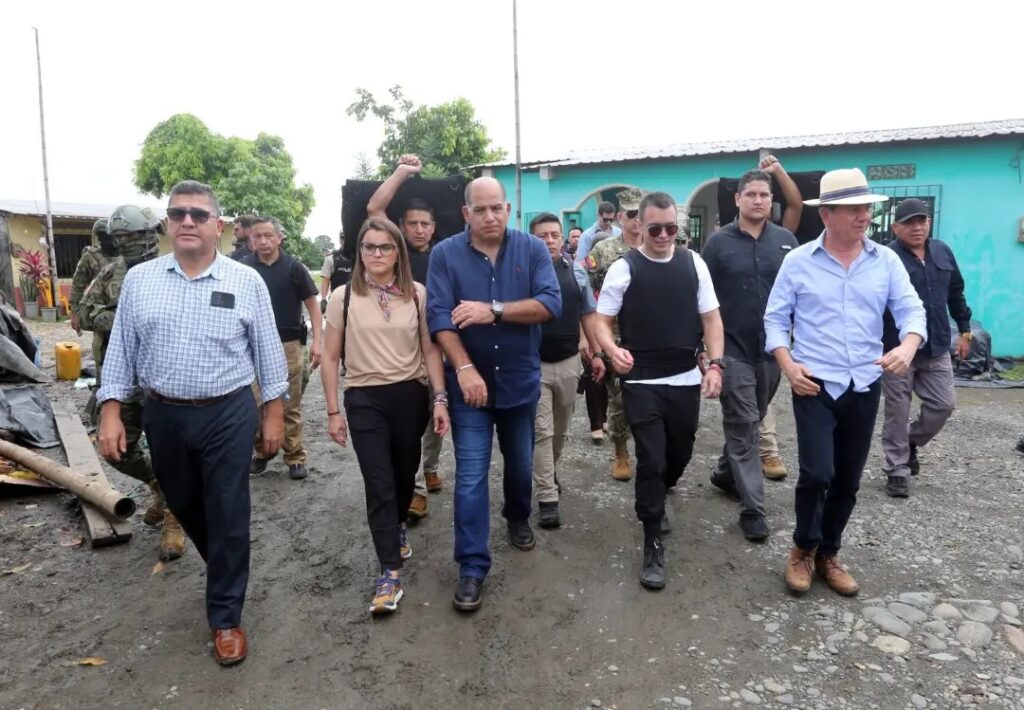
[53,404,132,547]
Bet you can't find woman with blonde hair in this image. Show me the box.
[321,216,449,614]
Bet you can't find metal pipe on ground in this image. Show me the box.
[0,439,135,519]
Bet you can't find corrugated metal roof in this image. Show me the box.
[479,118,1024,169]
[0,199,167,220]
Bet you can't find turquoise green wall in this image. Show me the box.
[496,137,1024,355]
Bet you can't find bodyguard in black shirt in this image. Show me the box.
[702,169,798,541]
[243,217,321,480]
[880,198,972,497]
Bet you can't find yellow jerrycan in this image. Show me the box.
[55,341,82,380]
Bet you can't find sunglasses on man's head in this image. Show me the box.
[166,207,215,224]
[646,223,679,238]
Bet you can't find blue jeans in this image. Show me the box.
[450,400,536,579]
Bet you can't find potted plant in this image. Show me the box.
[18,250,50,320]
[19,274,40,318]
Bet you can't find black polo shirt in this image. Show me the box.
[882,238,971,357]
[408,246,430,284]
[242,251,317,342]
[702,219,799,363]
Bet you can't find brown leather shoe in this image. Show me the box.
[784,546,815,593]
[159,510,186,561]
[612,439,632,481]
[761,456,787,480]
[424,471,442,493]
[408,494,428,518]
[212,628,248,666]
[815,555,860,596]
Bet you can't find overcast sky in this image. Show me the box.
[3,0,1022,244]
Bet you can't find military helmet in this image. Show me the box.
[107,205,162,236]
[92,218,109,238]
[107,205,163,266]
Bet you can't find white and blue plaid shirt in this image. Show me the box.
[97,253,288,403]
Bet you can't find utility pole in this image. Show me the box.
[34,27,59,311]
[512,0,523,230]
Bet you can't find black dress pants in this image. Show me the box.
[621,382,701,534]
[143,386,258,629]
[344,380,430,572]
[792,379,881,556]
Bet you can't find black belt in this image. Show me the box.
[146,386,245,407]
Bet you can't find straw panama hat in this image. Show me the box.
[804,168,889,206]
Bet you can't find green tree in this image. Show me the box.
[133,114,315,255]
[353,152,376,180]
[290,236,324,270]
[347,85,506,178]
[313,234,334,252]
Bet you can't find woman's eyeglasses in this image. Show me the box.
[360,242,397,256]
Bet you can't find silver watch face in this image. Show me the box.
[492,301,504,315]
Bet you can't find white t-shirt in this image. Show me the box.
[597,247,719,386]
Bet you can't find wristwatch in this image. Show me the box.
[491,300,504,324]
[709,358,727,371]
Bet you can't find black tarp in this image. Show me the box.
[0,385,59,447]
[716,170,826,244]
[340,175,468,261]
[950,319,1024,388]
[0,303,46,383]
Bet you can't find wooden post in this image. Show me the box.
[0,215,14,305]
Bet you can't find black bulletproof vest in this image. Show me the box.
[540,257,583,363]
[330,250,354,290]
[618,248,700,379]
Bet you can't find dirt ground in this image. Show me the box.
[1,320,1023,710]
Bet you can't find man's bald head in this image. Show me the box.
[462,177,510,240]
[464,177,507,208]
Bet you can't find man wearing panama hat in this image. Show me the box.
[763,168,927,597]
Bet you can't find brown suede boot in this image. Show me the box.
[142,480,166,527]
[159,510,186,561]
[612,439,632,481]
[815,554,860,596]
[784,546,815,593]
[761,456,787,480]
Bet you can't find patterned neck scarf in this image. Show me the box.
[364,272,403,321]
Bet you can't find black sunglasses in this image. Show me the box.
[625,209,639,220]
[600,216,615,223]
[166,207,215,224]
[646,223,679,238]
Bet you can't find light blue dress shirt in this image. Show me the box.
[98,253,288,403]
[763,233,927,400]
[576,220,622,263]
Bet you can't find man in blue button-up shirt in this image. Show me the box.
[97,180,287,667]
[764,168,926,599]
[427,177,561,612]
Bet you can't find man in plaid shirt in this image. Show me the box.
[97,180,287,667]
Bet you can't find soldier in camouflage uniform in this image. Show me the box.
[80,205,185,562]
[584,188,646,481]
[69,219,117,343]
